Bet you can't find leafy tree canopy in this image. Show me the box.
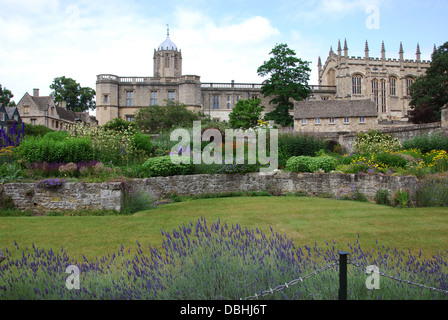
[135,100,202,134]
[0,84,16,107]
[50,76,96,112]
[228,98,264,130]
[257,43,311,127]
[409,42,448,123]
[103,117,137,133]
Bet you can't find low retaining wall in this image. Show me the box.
[2,172,419,213]
[2,182,123,213]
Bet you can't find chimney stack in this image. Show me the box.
[33,88,39,97]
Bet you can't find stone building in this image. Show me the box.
[294,99,378,133]
[95,30,275,125]
[313,40,431,122]
[96,33,432,127]
[16,89,97,131]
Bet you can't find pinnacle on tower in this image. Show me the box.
[365,40,369,52]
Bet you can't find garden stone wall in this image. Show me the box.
[2,181,123,213]
[135,172,418,200]
[3,173,419,213]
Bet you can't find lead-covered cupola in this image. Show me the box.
[154,25,182,77]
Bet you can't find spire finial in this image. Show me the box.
[365,40,369,52]
[167,24,170,36]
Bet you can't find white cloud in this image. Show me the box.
[0,0,280,103]
[172,9,280,83]
[280,0,385,24]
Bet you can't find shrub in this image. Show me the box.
[42,130,70,141]
[286,156,314,173]
[402,132,448,154]
[0,163,24,183]
[120,181,159,215]
[24,124,54,137]
[278,131,328,158]
[135,101,202,134]
[131,132,153,156]
[392,189,411,208]
[286,155,337,173]
[374,153,409,169]
[103,118,137,133]
[353,130,401,154]
[415,174,448,207]
[16,136,94,164]
[142,155,193,177]
[374,189,390,206]
[312,156,338,173]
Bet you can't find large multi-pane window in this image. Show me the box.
[227,96,231,109]
[150,91,157,106]
[352,75,362,95]
[372,79,379,111]
[126,91,133,107]
[213,96,219,109]
[372,79,387,113]
[380,79,387,113]
[389,77,397,96]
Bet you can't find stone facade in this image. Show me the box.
[96,35,432,127]
[3,173,419,213]
[16,89,97,130]
[2,181,122,213]
[314,40,431,122]
[294,99,378,133]
[96,31,334,125]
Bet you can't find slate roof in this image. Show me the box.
[294,100,378,119]
[5,107,19,120]
[56,106,76,122]
[31,95,54,111]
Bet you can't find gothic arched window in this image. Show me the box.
[372,79,379,111]
[389,76,397,96]
[352,74,362,95]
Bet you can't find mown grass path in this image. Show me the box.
[1,197,447,261]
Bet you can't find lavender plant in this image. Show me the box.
[0,219,447,300]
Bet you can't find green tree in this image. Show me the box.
[135,100,201,133]
[50,76,96,112]
[0,84,16,107]
[409,42,448,123]
[257,43,311,127]
[103,117,137,133]
[228,98,264,130]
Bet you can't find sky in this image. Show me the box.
[1,0,447,114]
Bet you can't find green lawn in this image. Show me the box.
[1,197,447,261]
